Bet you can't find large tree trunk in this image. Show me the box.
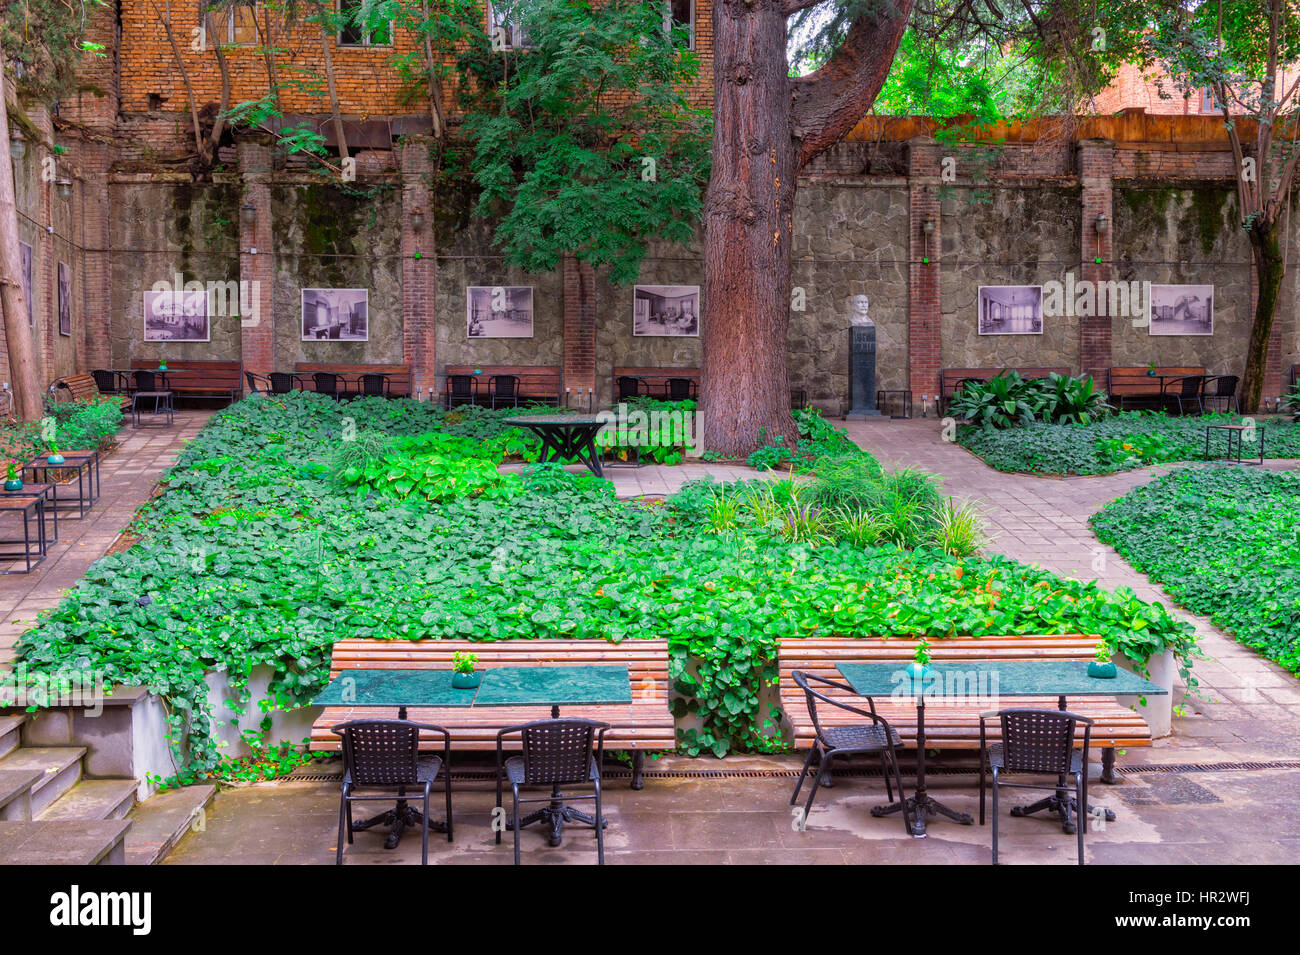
[1242,219,1283,413]
[701,0,912,455]
[0,49,43,422]
[701,0,797,457]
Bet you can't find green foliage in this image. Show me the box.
[597,397,696,465]
[961,411,1300,475]
[949,372,1110,430]
[1,0,106,100]
[1092,466,1300,675]
[464,0,711,284]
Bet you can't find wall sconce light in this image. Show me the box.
[921,218,935,263]
[240,202,257,225]
[923,219,936,235]
[410,209,426,231]
[9,128,26,160]
[54,178,73,201]
[1095,213,1109,235]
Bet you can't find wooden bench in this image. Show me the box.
[612,366,700,402]
[940,367,1070,410]
[1108,366,1205,410]
[779,635,1153,783]
[130,359,242,404]
[443,365,562,407]
[308,638,673,788]
[294,362,411,399]
[49,374,132,412]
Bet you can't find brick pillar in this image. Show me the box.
[238,139,274,376]
[33,104,57,384]
[562,253,596,407]
[1077,139,1114,384]
[76,143,113,372]
[400,139,437,398]
[907,137,941,408]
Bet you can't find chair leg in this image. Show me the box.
[880,751,894,803]
[444,768,454,843]
[336,791,348,865]
[991,770,999,865]
[802,750,831,822]
[1076,773,1086,866]
[790,745,817,806]
[495,772,503,845]
[421,786,430,866]
[593,779,605,866]
[512,785,522,866]
[979,754,986,826]
[887,746,913,836]
[345,799,354,844]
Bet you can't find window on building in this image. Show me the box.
[338,0,392,47]
[1200,86,1224,114]
[488,1,534,50]
[209,2,258,45]
[664,0,694,49]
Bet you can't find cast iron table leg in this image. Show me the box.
[1009,695,1115,833]
[349,704,447,849]
[871,696,973,837]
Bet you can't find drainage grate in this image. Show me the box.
[284,759,1300,783]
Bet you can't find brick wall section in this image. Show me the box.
[75,143,113,373]
[907,137,941,407]
[1078,139,1114,383]
[238,140,274,376]
[399,140,437,397]
[562,253,597,402]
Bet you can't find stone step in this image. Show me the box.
[0,819,131,864]
[0,769,42,821]
[39,778,138,822]
[0,746,86,816]
[125,783,215,865]
[0,715,24,758]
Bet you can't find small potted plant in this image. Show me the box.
[46,441,65,466]
[906,638,933,679]
[1146,360,1157,377]
[158,359,168,372]
[451,650,481,689]
[1088,641,1117,679]
[4,460,23,491]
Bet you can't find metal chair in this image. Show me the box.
[1200,375,1240,414]
[244,371,268,394]
[489,375,520,409]
[132,370,158,393]
[495,718,609,865]
[616,376,647,402]
[358,373,390,398]
[332,718,453,866]
[268,372,298,395]
[313,372,343,401]
[788,670,912,833]
[92,369,126,395]
[979,708,1093,865]
[666,377,696,401]
[1166,374,1205,416]
[445,374,477,409]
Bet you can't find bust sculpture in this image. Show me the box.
[850,294,874,326]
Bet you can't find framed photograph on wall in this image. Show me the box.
[466,286,533,338]
[301,288,369,341]
[977,285,1043,335]
[1148,284,1213,336]
[144,288,211,342]
[19,241,32,327]
[633,285,700,336]
[57,261,72,337]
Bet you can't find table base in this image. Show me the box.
[352,800,449,850]
[872,793,971,838]
[1011,791,1115,835]
[509,794,606,848]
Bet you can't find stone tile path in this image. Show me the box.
[0,410,211,669]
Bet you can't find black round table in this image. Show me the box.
[505,414,607,478]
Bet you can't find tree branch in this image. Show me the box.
[782,0,826,15]
[789,0,915,170]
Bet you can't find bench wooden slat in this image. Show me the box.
[1108,366,1205,407]
[130,360,243,403]
[294,363,411,398]
[51,374,132,412]
[444,365,562,405]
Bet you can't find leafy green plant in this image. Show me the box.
[949,371,1110,430]
[1094,641,1112,664]
[452,651,478,674]
[935,498,985,557]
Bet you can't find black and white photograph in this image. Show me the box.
[19,241,32,327]
[144,288,210,342]
[977,285,1043,335]
[57,261,72,337]
[466,285,533,338]
[1148,284,1214,336]
[302,288,369,341]
[633,284,699,336]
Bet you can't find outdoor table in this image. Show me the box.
[0,481,59,545]
[312,663,632,850]
[835,660,1168,838]
[23,451,100,519]
[0,494,47,573]
[132,390,174,428]
[1204,423,1264,464]
[505,413,607,478]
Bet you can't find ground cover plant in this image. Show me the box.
[1091,465,1300,674]
[0,397,124,461]
[7,393,1197,784]
[960,411,1300,475]
[948,372,1110,430]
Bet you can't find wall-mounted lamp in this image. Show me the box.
[240,202,257,225]
[54,178,73,201]
[922,218,936,263]
[9,128,26,160]
[410,209,426,231]
[923,219,936,235]
[1095,213,1109,235]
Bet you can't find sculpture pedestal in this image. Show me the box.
[845,325,882,420]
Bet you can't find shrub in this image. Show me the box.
[950,372,1110,430]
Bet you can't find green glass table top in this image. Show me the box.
[312,669,477,707]
[836,660,1168,700]
[504,414,605,427]
[475,665,632,706]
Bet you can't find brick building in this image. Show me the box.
[3,3,1296,412]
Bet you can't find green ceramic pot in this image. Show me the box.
[1088,661,1118,679]
[4,478,23,491]
[46,453,65,465]
[451,671,481,689]
[905,662,933,679]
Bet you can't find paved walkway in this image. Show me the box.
[844,418,1300,765]
[0,410,211,669]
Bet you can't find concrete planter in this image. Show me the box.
[202,666,322,759]
[1117,648,1175,738]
